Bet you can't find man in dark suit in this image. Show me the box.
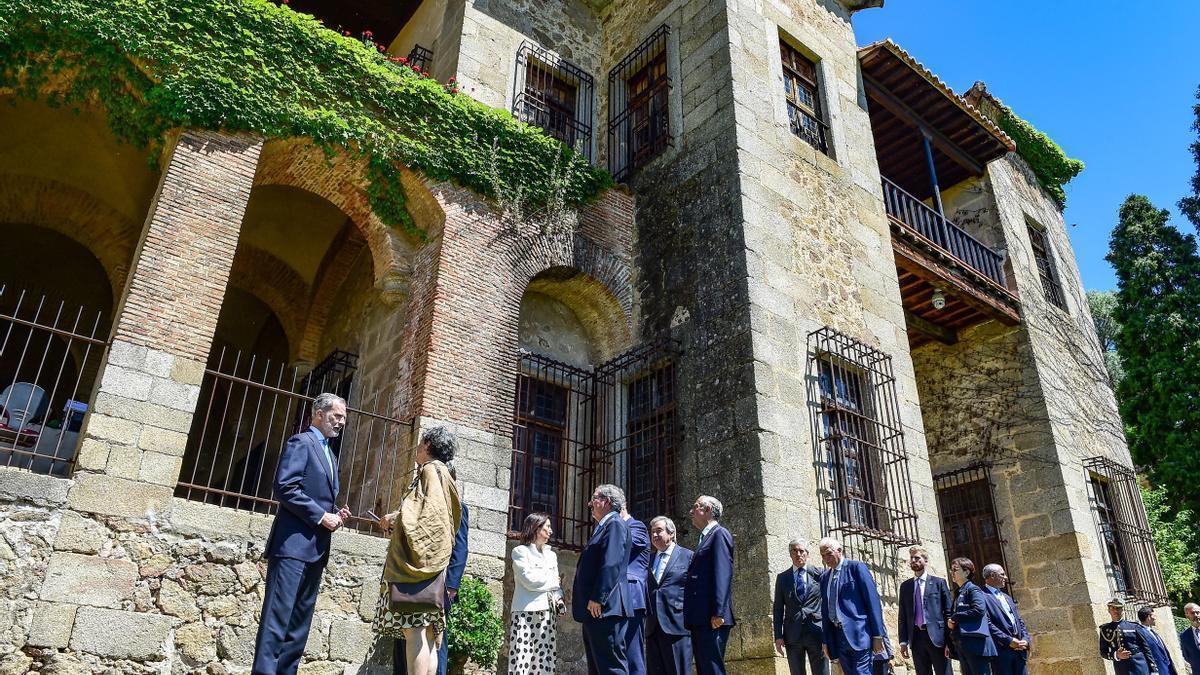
[684,495,735,675]
[624,507,651,675]
[773,538,826,675]
[1137,606,1178,675]
[981,564,1029,675]
[647,516,693,675]
[573,484,633,675]
[253,393,351,675]
[818,537,885,675]
[1099,597,1158,674]
[1178,603,1199,674]
[898,546,953,675]
[394,465,470,675]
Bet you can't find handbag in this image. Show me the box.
[390,569,448,612]
[549,590,567,616]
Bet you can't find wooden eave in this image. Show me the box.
[859,40,1015,200]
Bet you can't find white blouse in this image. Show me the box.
[510,543,561,613]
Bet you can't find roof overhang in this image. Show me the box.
[859,40,1014,200]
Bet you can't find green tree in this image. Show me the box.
[446,576,503,671]
[1086,289,1124,390]
[1106,195,1200,516]
[1180,84,1200,230]
[1142,481,1199,607]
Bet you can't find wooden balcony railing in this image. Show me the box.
[881,177,1008,289]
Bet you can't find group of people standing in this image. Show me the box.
[773,542,1030,675]
[508,488,735,675]
[243,394,1200,675]
[250,394,470,675]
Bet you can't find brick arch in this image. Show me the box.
[0,173,138,305]
[295,224,369,364]
[227,244,310,361]
[254,139,436,302]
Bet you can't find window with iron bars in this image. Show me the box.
[934,464,1009,589]
[608,25,671,182]
[406,44,433,72]
[808,327,919,546]
[1026,221,1067,311]
[513,42,595,161]
[780,39,830,155]
[509,337,680,550]
[1084,457,1169,607]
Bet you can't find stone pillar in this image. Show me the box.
[68,130,263,517]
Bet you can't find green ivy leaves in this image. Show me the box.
[0,0,612,238]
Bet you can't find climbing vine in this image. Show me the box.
[0,0,612,238]
[992,104,1084,211]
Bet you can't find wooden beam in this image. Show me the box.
[891,236,1021,326]
[864,74,985,177]
[904,309,958,345]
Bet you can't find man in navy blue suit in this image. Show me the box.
[981,564,1029,675]
[1178,603,1200,674]
[573,484,633,675]
[253,393,351,675]
[818,537,885,675]
[393,465,470,675]
[898,546,952,675]
[1137,606,1178,675]
[773,538,826,675]
[623,507,651,674]
[684,495,735,675]
[647,516,693,675]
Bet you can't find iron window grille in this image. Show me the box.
[0,283,109,477]
[780,40,830,155]
[608,25,671,182]
[510,336,680,550]
[808,327,919,546]
[406,44,433,72]
[1026,222,1067,311]
[1084,457,1169,607]
[513,42,595,161]
[934,463,1009,587]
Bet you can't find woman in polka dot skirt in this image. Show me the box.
[509,512,563,674]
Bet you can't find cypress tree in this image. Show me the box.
[1106,195,1200,515]
[1179,84,1200,230]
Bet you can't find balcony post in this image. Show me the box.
[922,130,946,217]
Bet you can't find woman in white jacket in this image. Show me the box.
[509,512,561,674]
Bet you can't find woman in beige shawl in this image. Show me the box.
[377,426,462,675]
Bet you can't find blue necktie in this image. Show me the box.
[320,438,335,477]
[795,569,806,598]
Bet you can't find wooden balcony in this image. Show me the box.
[882,176,1020,348]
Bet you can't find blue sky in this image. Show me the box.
[853,1,1200,292]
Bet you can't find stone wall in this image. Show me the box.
[0,469,392,674]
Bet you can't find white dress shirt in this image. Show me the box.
[653,543,676,583]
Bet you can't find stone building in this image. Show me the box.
[0,0,1178,674]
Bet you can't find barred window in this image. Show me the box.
[509,338,680,550]
[808,327,918,545]
[513,42,595,161]
[1084,457,1168,606]
[1026,221,1067,311]
[608,25,671,182]
[780,40,829,155]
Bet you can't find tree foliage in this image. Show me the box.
[1106,195,1200,515]
[1141,481,1199,605]
[1086,289,1124,390]
[0,0,611,238]
[1180,84,1200,231]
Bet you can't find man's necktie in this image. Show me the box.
[698,531,705,549]
[654,553,667,583]
[914,578,925,626]
[321,439,335,477]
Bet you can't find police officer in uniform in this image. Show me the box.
[1099,597,1158,675]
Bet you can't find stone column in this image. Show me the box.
[68,130,263,518]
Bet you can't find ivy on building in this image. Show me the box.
[0,0,612,238]
[993,104,1084,211]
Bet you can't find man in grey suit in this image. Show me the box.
[774,538,827,675]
